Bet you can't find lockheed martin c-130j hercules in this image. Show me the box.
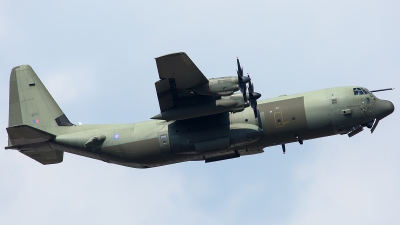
[6,52,395,168]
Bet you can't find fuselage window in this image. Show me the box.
[366,97,370,104]
[160,134,167,144]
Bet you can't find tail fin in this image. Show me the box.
[9,65,73,129]
[7,65,72,165]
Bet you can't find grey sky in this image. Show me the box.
[1,0,399,224]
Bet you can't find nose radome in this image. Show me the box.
[375,100,395,120]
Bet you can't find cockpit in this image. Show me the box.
[353,87,370,95]
[353,87,376,98]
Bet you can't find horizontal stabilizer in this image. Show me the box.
[20,147,63,165]
[6,125,63,165]
[6,125,55,146]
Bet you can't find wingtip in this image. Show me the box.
[155,52,186,59]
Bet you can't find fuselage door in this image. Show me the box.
[158,127,171,154]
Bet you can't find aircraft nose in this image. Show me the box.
[375,99,395,120]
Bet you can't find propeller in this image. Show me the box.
[237,58,250,102]
[248,76,262,118]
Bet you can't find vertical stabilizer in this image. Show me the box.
[9,65,73,130]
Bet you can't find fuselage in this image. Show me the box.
[51,86,394,168]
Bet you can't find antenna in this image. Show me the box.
[370,88,395,93]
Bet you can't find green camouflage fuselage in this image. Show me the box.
[50,87,384,168]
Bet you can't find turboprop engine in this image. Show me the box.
[192,76,240,96]
[192,58,251,97]
[223,93,248,113]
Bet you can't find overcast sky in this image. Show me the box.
[0,0,399,224]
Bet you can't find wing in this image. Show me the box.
[154,52,211,112]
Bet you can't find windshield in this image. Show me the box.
[353,87,366,95]
[353,87,376,98]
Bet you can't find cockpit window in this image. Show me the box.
[354,88,364,95]
[353,87,370,95]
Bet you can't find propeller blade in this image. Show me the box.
[252,100,258,118]
[250,98,256,109]
[249,80,254,94]
[236,58,250,103]
[242,83,247,102]
[247,79,262,118]
[236,58,243,78]
[239,82,245,92]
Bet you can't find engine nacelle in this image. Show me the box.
[192,76,239,96]
[223,93,248,113]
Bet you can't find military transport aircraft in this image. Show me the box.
[6,52,395,168]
